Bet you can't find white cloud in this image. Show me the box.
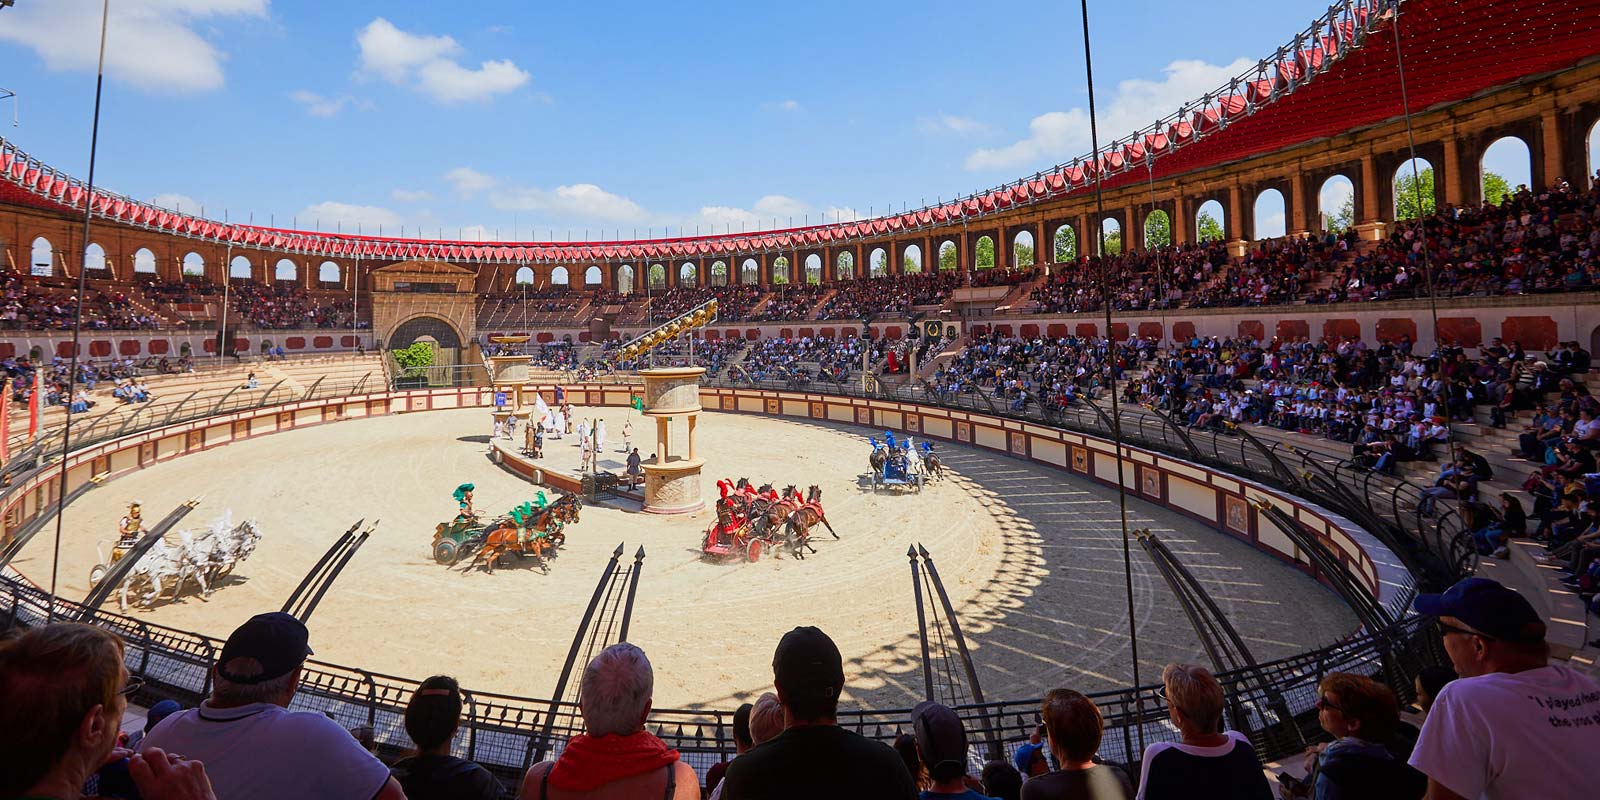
[443,167,499,195]
[289,89,352,117]
[693,195,848,230]
[966,57,1254,171]
[918,114,991,136]
[356,17,529,104]
[390,188,433,203]
[761,99,800,112]
[296,201,403,231]
[445,167,646,222]
[0,0,268,92]
[151,193,202,212]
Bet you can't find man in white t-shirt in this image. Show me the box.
[1408,577,1600,800]
[139,612,404,800]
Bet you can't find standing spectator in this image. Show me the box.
[720,626,917,799]
[1306,673,1425,799]
[1408,577,1600,799]
[1013,725,1050,778]
[138,612,404,800]
[390,674,506,799]
[1021,689,1131,799]
[911,700,991,798]
[0,623,216,800]
[520,643,698,799]
[1136,664,1271,800]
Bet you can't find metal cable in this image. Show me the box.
[1078,0,1147,754]
[47,0,110,620]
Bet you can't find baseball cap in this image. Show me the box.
[144,699,182,732]
[912,701,969,779]
[1013,741,1047,774]
[216,612,314,684]
[1413,577,1546,644]
[772,626,844,702]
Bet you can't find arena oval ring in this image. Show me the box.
[0,379,1434,779]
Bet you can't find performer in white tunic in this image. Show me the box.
[595,419,607,453]
[621,419,633,452]
[576,418,590,447]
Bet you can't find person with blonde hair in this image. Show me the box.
[1135,664,1270,800]
[709,693,785,800]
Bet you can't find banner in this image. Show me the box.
[27,369,41,440]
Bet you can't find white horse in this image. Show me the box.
[114,514,263,611]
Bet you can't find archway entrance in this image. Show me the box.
[388,315,466,388]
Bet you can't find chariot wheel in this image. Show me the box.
[88,564,108,589]
[433,539,460,565]
[746,538,762,562]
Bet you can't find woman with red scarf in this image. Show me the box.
[521,643,699,800]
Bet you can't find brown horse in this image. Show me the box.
[783,485,837,558]
[462,503,567,573]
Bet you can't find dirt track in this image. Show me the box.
[11,407,1354,709]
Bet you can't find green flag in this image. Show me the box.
[631,395,645,411]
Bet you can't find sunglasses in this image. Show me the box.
[1437,621,1489,640]
[1314,695,1342,712]
[120,676,145,697]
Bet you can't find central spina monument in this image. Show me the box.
[613,299,719,514]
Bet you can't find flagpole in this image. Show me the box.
[48,0,111,621]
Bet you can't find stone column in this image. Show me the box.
[1442,137,1464,207]
[1171,194,1189,245]
[994,228,1008,271]
[1355,154,1385,241]
[1125,206,1140,252]
[1289,172,1311,237]
[1541,108,1565,189]
[1034,219,1047,268]
[1226,186,1248,257]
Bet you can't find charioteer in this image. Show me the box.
[112,501,146,562]
[453,483,477,523]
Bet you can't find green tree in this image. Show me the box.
[1054,227,1076,262]
[1013,244,1034,268]
[1326,196,1354,233]
[904,253,921,273]
[1197,211,1224,242]
[1482,170,1511,206]
[772,257,790,285]
[939,243,959,271]
[1144,212,1171,248]
[393,341,435,378]
[1101,229,1123,256]
[1394,167,1436,220]
[870,250,889,277]
[975,237,995,269]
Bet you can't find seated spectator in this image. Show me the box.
[1411,666,1456,719]
[720,626,916,799]
[981,760,1024,800]
[390,674,506,799]
[911,700,990,798]
[0,623,216,800]
[124,698,182,751]
[520,642,698,799]
[1136,664,1271,800]
[1301,673,1425,800]
[1021,688,1131,799]
[1409,577,1600,798]
[896,732,931,792]
[139,612,403,800]
[1013,724,1049,777]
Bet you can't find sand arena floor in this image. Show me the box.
[12,406,1356,709]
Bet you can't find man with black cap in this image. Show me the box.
[912,701,991,799]
[1407,577,1600,799]
[720,626,916,799]
[138,612,404,800]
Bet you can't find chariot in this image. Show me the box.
[702,495,785,562]
[870,449,923,493]
[432,494,580,571]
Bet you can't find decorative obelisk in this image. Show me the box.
[637,366,706,514]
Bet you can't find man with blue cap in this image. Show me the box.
[1407,577,1600,799]
[139,612,403,800]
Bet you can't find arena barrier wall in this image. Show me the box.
[0,381,1452,788]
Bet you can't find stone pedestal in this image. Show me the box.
[638,366,707,514]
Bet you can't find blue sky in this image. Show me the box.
[0,0,1574,242]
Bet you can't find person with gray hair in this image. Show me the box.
[520,643,699,799]
[137,612,404,800]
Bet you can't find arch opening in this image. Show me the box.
[1393,158,1435,220]
[1195,200,1225,243]
[938,240,958,271]
[836,251,855,280]
[1480,136,1530,205]
[551,266,570,286]
[679,262,696,287]
[974,235,995,269]
[616,264,636,294]
[1099,218,1122,257]
[84,242,107,271]
[903,244,922,274]
[868,247,888,278]
[648,263,666,290]
[1318,175,1355,233]
[228,255,251,280]
[274,258,298,282]
[1012,231,1034,268]
[1053,226,1076,262]
[584,266,602,286]
[134,248,156,274]
[514,266,535,285]
[771,256,790,285]
[30,237,53,276]
[1143,211,1171,249]
[710,260,728,286]
[739,258,759,285]
[318,261,340,284]
[804,253,823,284]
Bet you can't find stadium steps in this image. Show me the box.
[1475,539,1592,659]
[991,271,1051,314]
[804,290,837,320]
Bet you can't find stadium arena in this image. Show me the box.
[2,0,1600,797]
